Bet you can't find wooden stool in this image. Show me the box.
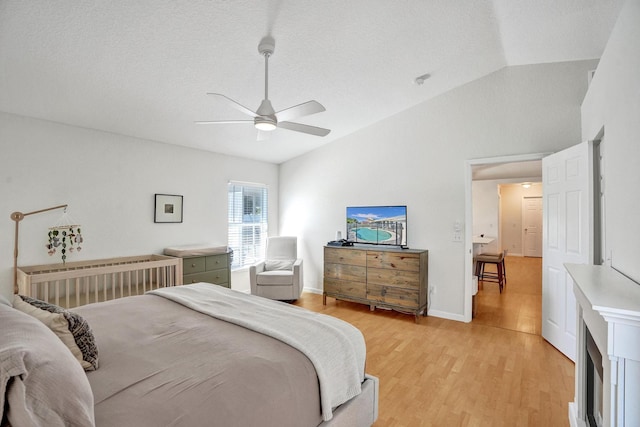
[475,250,507,293]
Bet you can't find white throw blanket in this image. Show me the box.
[148,283,366,421]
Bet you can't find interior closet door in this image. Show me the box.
[542,141,592,362]
[523,197,543,257]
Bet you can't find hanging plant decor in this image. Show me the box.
[44,208,84,263]
[46,225,83,263]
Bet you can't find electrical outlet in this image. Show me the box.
[429,285,436,295]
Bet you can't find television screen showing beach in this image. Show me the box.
[346,206,407,246]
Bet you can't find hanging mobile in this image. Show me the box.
[46,207,84,263]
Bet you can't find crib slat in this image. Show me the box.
[103,274,107,303]
[135,270,139,296]
[94,275,98,303]
[65,279,70,308]
[55,281,60,306]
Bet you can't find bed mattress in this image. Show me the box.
[76,294,324,427]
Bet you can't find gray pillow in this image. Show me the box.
[0,303,95,426]
[0,294,10,307]
[13,295,99,371]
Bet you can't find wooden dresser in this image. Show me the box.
[323,246,428,322]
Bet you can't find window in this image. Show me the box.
[227,182,268,269]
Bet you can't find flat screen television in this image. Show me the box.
[346,205,407,247]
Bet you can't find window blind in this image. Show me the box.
[227,182,268,269]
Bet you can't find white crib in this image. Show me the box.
[16,255,183,308]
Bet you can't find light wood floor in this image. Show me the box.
[474,256,543,335]
[295,257,575,426]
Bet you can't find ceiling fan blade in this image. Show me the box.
[195,120,254,124]
[278,121,331,137]
[275,100,325,123]
[206,93,258,118]
[257,130,270,141]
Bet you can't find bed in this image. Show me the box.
[0,282,379,427]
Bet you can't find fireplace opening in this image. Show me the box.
[585,327,603,427]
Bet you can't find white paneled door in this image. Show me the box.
[542,141,592,362]
[523,197,542,257]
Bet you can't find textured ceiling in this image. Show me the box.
[0,0,624,164]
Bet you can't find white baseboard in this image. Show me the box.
[303,288,465,322]
[427,309,466,322]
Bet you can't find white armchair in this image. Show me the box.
[249,236,303,301]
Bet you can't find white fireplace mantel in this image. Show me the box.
[565,263,640,427]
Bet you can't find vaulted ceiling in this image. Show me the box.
[0,1,624,163]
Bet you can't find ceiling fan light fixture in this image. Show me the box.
[254,117,276,131]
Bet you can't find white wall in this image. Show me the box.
[582,0,640,283]
[280,60,597,320]
[472,180,500,254]
[0,112,279,298]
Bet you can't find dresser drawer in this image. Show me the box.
[324,263,366,282]
[205,254,228,270]
[324,247,367,266]
[183,257,206,275]
[324,278,366,300]
[367,251,420,272]
[367,267,420,289]
[367,283,420,309]
[184,269,229,285]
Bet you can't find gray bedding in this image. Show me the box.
[148,284,366,421]
[75,293,325,427]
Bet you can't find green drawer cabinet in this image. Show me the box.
[182,253,231,288]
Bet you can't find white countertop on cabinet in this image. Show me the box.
[472,236,494,245]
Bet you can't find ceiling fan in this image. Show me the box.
[196,36,330,139]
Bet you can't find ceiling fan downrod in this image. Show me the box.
[255,36,277,129]
[258,36,275,100]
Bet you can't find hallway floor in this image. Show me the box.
[474,255,542,335]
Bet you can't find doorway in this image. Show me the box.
[464,153,547,324]
[473,180,543,334]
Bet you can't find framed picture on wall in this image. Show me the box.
[154,194,183,223]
